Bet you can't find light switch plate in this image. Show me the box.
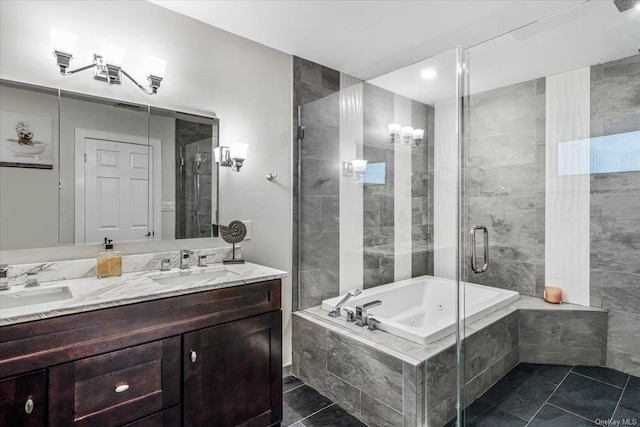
[161,202,175,212]
[242,220,251,240]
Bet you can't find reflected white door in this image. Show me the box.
[84,138,150,244]
[75,129,161,245]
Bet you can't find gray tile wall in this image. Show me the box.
[463,79,546,297]
[294,57,341,309]
[412,102,435,277]
[590,54,640,377]
[363,83,396,288]
[294,58,435,306]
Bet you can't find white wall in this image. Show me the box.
[0,1,293,365]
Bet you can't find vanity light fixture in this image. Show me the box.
[420,68,438,79]
[214,143,248,172]
[388,123,425,147]
[343,159,368,183]
[51,28,166,95]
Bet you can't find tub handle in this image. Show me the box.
[471,225,489,273]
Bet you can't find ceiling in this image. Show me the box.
[151,0,640,104]
[150,0,586,80]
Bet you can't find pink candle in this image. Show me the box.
[544,286,562,304]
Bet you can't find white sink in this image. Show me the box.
[0,286,73,310]
[150,269,237,286]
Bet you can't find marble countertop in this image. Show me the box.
[0,262,287,326]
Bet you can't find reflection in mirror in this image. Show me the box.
[0,80,59,251]
[0,79,219,251]
[59,91,150,246]
[149,107,219,240]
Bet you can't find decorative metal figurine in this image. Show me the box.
[220,220,247,264]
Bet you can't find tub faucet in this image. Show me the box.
[355,300,382,327]
[328,288,362,318]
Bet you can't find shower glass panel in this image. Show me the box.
[175,119,216,239]
[461,2,639,425]
[293,46,463,426]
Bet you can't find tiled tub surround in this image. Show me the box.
[320,276,519,345]
[0,248,287,325]
[293,296,607,427]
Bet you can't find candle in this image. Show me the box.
[544,286,562,304]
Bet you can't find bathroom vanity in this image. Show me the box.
[0,260,285,427]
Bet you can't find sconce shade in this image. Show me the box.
[229,143,248,161]
[147,56,167,78]
[388,123,402,134]
[352,159,368,173]
[101,43,125,66]
[51,28,77,55]
[401,126,414,138]
[412,129,425,140]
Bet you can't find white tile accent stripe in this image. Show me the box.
[433,99,458,280]
[545,67,590,306]
[394,94,413,281]
[339,75,364,294]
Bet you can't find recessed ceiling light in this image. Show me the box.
[420,68,437,79]
[636,2,640,9]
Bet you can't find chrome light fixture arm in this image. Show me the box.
[53,51,163,95]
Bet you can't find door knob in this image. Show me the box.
[190,350,197,363]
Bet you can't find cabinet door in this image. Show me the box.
[0,370,46,427]
[184,311,282,427]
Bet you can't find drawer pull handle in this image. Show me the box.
[25,398,34,414]
[115,384,130,393]
[191,350,197,363]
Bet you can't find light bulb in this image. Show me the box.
[147,56,167,78]
[101,43,125,66]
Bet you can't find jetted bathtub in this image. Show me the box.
[321,276,519,345]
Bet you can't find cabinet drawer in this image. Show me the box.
[49,337,180,427]
[123,405,181,427]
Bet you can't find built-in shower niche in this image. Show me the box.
[175,119,214,239]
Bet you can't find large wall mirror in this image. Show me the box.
[0,79,219,251]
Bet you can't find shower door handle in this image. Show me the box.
[471,225,489,273]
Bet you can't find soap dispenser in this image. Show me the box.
[97,238,122,278]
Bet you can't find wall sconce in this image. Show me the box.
[215,143,248,172]
[51,28,166,95]
[388,123,424,147]
[343,159,368,183]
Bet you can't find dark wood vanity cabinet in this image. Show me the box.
[184,311,282,426]
[0,279,282,427]
[0,370,46,427]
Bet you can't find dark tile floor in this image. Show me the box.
[285,363,640,427]
[282,376,366,426]
[448,363,640,426]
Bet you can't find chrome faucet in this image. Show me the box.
[25,271,39,288]
[179,250,193,269]
[0,264,9,291]
[355,300,382,327]
[328,288,362,318]
[198,254,208,267]
[160,258,171,272]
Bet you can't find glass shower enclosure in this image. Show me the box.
[293,1,638,425]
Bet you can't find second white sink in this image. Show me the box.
[0,286,73,310]
[150,269,237,286]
